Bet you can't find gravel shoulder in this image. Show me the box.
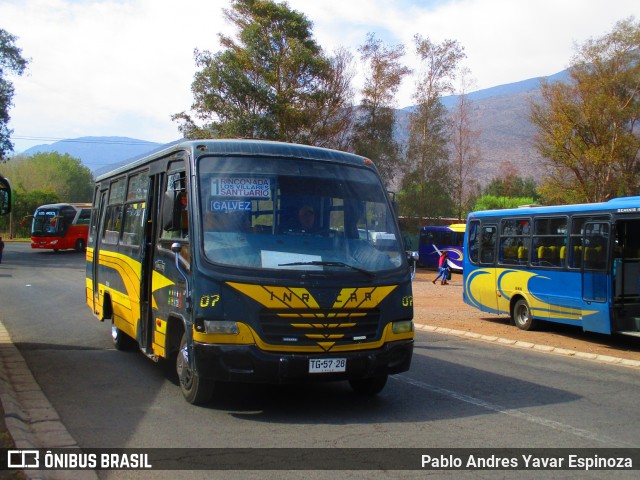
[412,269,640,363]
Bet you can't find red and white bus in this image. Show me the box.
[31,203,92,251]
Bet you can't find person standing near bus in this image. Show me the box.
[0,236,4,264]
[432,250,449,285]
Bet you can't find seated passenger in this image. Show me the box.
[297,205,316,232]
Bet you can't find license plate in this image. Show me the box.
[309,358,346,373]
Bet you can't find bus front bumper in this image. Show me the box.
[193,340,413,384]
[31,240,59,249]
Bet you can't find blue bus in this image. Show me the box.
[418,224,465,272]
[462,197,640,336]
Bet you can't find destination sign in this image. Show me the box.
[211,177,270,198]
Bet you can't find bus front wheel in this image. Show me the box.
[349,374,388,396]
[513,298,537,331]
[177,333,214,405]
[76,238,86,252]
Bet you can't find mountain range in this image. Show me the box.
[21,69,570,182]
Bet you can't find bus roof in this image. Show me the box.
[95,139,376,182]
[466,196,640,220]
[35,203,92,210]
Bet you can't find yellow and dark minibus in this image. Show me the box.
[86,139,414,404]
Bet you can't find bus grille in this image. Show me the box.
[258,309,381,346]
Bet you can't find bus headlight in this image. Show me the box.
[203,320,239,335]
[392,320,413,334]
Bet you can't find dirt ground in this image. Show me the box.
[412,269,640,363]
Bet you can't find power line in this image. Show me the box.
[11,136,162,146]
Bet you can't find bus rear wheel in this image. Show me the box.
[112,321,136,351]
[75,238,86,252]
[348,374,388,396]
[513,298,537,331]
[177,333,214,405]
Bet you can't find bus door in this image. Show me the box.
[479,224,501,313]
[91,190,108,315]
[150,165,190,356]
[137,174,162,354]
[467,222,500,314]
[581,221,610,333]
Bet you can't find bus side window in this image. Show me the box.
[161,172,188,241]
[102,205,122,245]
[480,226,496,264]
[121,202,145,247]
[161,170,190,267]
[468,221,480,264]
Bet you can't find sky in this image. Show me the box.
[1,0,637,153]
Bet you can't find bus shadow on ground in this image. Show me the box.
[18,338,582,426]
[206,353,582,425]
[9,338,588,445]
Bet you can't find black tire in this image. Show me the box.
[176,333,214,405]
[76,238,86,252]
[111,321,136,350]
[512,298,537,331]
[348,374,388,396]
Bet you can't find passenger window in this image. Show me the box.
[532,217,567,268]
[161,172,189,241]
[480,225,497,265]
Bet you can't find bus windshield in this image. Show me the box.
[31,206,76,236]
[198,155,404,273]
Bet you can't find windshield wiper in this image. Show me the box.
[278,261,374,278]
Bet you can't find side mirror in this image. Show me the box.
[171,241,191,312]
[391,200,399,216]
[0,175,12,216]
[406,251,419,281]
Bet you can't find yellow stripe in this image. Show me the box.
[332,286,397,309]
[227,283,320,309]
[227,282,397,310]
[87,249,175,313]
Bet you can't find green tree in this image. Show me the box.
[483,161,539,200]
[530,16,640,203]
[0,152,93,236]
[400,35,465,219]
[172,0,355,149]
[351,33,410,187]
[1,29,29,160]
[473,195,535,211]
[1,189,61,238]
[0,152,93,202]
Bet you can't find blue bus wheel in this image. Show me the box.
[513,298,537,331]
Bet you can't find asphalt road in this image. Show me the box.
[0,242,639,479]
